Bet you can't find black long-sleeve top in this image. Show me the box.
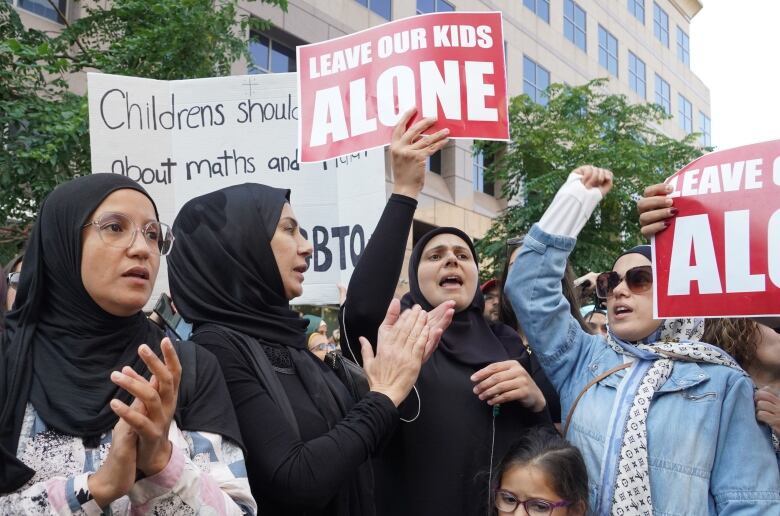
[195,331,398,516]
[340,194,558,516]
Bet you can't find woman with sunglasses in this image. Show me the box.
[505,166,780,514]
[1,253,24,331]
[0,174,254,514]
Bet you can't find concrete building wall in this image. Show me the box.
[12,0,710,284]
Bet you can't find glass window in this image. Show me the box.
[17,0,67,23]
[523,0,550,23]
[677,26,690,66]
[249,32,297,74]
[678,94,692,134]
[564,0,587,52]
[472,150,495,195]
[628,51,646,99]
[627,0,644,24]
[653,2,669,47]
[416,0,454,14]
[699,112,711,146]
[523,56,550,106]
[655,74,671,115]
[598,25,618,77]
[355,0,391,20]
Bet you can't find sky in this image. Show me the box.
[690,1,780,151]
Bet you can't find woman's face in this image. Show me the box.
[753,323,780,373]
[5,259,22,311]
[497,464,583,516]
[81,189,160,317]
[606,254,661,342]
[308,333,331,361]
[270,203,313,300]
[417,233,478,312]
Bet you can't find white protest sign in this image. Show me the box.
[88,72,386,307]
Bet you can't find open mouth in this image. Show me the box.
[293,264,308,274]
[613,305,633,317]
[439,275,463,287]
[122,267,150,280]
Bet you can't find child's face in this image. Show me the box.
[497,464,579,515]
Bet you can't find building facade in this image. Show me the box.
[13,0,710,288]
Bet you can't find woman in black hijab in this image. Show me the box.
[167,182,430,516]
[340,112,554,516]
[0,174,253,514]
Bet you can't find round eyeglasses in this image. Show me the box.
[82,212,175,256]
[495,489,572,515]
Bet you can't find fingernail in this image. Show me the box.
[663,220,671,228]
[665,184,673,192]
[110,399,120,409]
[111,371,122,381]
[442,128,450,134]
[665,198,673,206]
[670,208,678,215]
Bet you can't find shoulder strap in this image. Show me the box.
[194,324,302,440]
[174,340,197,410]
[563,362,632,438]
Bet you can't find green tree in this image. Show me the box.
[474,79,707,279]
[0,0,286,262]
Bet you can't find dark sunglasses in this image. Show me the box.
[596,265,653,299]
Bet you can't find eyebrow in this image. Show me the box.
[425,245,472,255]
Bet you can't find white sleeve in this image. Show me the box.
[537,172,603,238]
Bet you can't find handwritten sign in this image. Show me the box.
[88,72,386,307]
[296,11,509,162]
[652,139,780,318]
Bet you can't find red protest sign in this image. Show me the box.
[653,139,780,318]
[296,12,509,163]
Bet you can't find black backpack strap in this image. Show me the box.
[194,325,301,440]
[174,340,198,411]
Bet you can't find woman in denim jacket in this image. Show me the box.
[505,166,780,515]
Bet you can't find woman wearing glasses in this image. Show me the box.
[1,253,24,331]
[505,166,780,514]
[0,174,255,514]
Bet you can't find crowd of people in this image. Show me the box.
[1,108,779,515]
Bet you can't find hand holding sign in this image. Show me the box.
[390,107,449,199]
[638,182,677,238]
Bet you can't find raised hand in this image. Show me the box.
[637,182,677,238]
[572,165,613,197]
[390,107,450,199]
[360,299,429,407]
[471,360,546,412]
[109,338,181,477]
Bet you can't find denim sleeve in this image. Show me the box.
[711,375,780,514]
[504,224,600,401]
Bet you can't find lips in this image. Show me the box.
[439,275,463,287]
[122,266,150,280]
[612,304,633,319]
[293,264,308,274]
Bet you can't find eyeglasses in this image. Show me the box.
[310,342,338,353]
[6,272,20,289]
[82,212,174,256]
[596,265,653,299]
[495,489,572,515]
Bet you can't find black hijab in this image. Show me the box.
[169,184,368,514]
[403,227,519,368]
[0,174,239,493]
[168,184,308,347]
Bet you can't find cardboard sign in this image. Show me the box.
[88,72,386,307]
[297,11,509,163]
[652,139,780,318]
